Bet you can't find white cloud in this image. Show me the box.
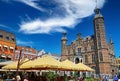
[20,17,78,34]
[17,40,33,46]
[0,24,9,28]
[17,0,46,12]
[18,0,106,34]
[2,0,46,11]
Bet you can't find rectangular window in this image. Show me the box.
[10,49,14,53]
[99,53,103,62]
[3,47,7,51]
[85,55,88,63]
[26,49,28,53]
[91,46,94,51]
[96,26,99,30]
[30,49,32,53]
[0,34,3,38]
[11,38,15,42]
[22,48,24,52]
[97,33,101,40]
[78,48,81,55]
[92,54,95,63]
[98,42,102,48]
[68,49,70,55]
[84,47,87,52]
[6,36,9,40]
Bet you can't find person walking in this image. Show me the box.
[104,75,109,81]
[113,74,118,81]
[118,74,120,81]
[16,75,21,81]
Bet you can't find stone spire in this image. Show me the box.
[110,36,114,44]
[61,32,67,41]
[61,32,68,61]
[94,0,103,19]
[77,33,82,39]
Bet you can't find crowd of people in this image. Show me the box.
[0,71,120,81]
[0,71,86,81]
[103,73,120,81]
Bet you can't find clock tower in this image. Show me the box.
[93,7,110,75]
[61,32,68,61]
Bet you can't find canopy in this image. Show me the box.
[2,58,29,70]
[0,61,14,66]
[2,56,94,72]
[21,55,62,70]
[76,63,94,72]
[60,59,84,71]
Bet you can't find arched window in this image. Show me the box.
[75,58,79,64]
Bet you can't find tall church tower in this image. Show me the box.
[61,32,68,61]
[93,8,110,75]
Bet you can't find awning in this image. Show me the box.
[2,58,29,70]
[4,45,8,48]
[0,61,14,66]
[10,47,14,49]
[1,54,6,58]
[7,55,12,58]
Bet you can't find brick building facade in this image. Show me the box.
[0,30,38,61]
[14,46,37,61]
[116,57,120,72]
[0,30,16,61]
[61,8,117,76]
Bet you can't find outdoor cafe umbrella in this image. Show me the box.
[60,59,84,71]
[2,58,29,70]
[20,55,62,70]
[76,63,94,72]
[20,59,34,70]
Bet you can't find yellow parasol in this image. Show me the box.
[21,55,62,70]
[60,59,83,71]
[76,63,95,72]
[2,58,29,70]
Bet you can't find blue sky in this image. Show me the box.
[0,0,120,57]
